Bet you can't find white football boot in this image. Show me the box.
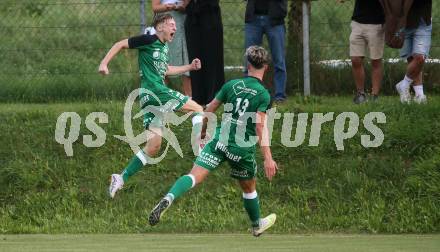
[108,174,124,199]
[252,213,277,237]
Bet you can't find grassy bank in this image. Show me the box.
[0,96,439,233]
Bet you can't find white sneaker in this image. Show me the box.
[395,81,411,104]
[252,213,277,237]
[108,174,124,198]
[413,94,427,104]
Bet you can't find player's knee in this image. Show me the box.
[189,166,209,185]
[239,181,256,193]
[145,143,161,157]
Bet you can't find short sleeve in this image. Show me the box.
[214,82,229,102]
[128,34,158,49]
[256,90,271,112]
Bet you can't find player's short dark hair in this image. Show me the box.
[245,46,270,69]
[152,13,174,28]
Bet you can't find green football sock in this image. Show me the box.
[121,151,148,182]
[168,175,195,200]
[243,193,260,227]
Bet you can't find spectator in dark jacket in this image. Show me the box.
[349,0,385,104]
[245,0,287,102]
[395,0,432,104]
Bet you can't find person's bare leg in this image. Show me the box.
[406,54,425,80]
[351,56,365,93]
[371,59,383,96]
[143,127,163,157]
[410,55,426,103]
[351,56,367,104]
[412,71,423,86]
[238,179,256,193]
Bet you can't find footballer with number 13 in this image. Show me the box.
[149,46,278,237]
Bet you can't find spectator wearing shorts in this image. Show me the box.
[395,0,432,104]
[349,0,385,104]
[152,0,192,97]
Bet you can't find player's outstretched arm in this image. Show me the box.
[256,111,278,181]
[166,58,201,76]
[204,98,222,114]
[199,98,222,138]
[98,39,129,75]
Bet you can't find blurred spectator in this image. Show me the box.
[152,0,192,97]
[395,0,432,104]
[245,0,287,102]
[185,0,225,106]
[349,0,385,104]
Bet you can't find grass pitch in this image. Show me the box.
[0,234,439,252]
[1,96,440,234]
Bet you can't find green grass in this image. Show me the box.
[0,234,439,252]
[0,96,439,234]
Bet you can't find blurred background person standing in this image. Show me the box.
[244,0,287,102]
[185,0,225,106]
[395,0,432,104]
[349,0,385,104]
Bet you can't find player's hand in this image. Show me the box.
[264,159,278,181]
[191,58,201,71]
[98,63,109,75]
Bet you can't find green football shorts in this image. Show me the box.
[140,86,189,129]
[194,138,258,180]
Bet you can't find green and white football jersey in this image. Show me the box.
[128,34,189,129]
[128,34,169,90]
[214,76,271,151]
